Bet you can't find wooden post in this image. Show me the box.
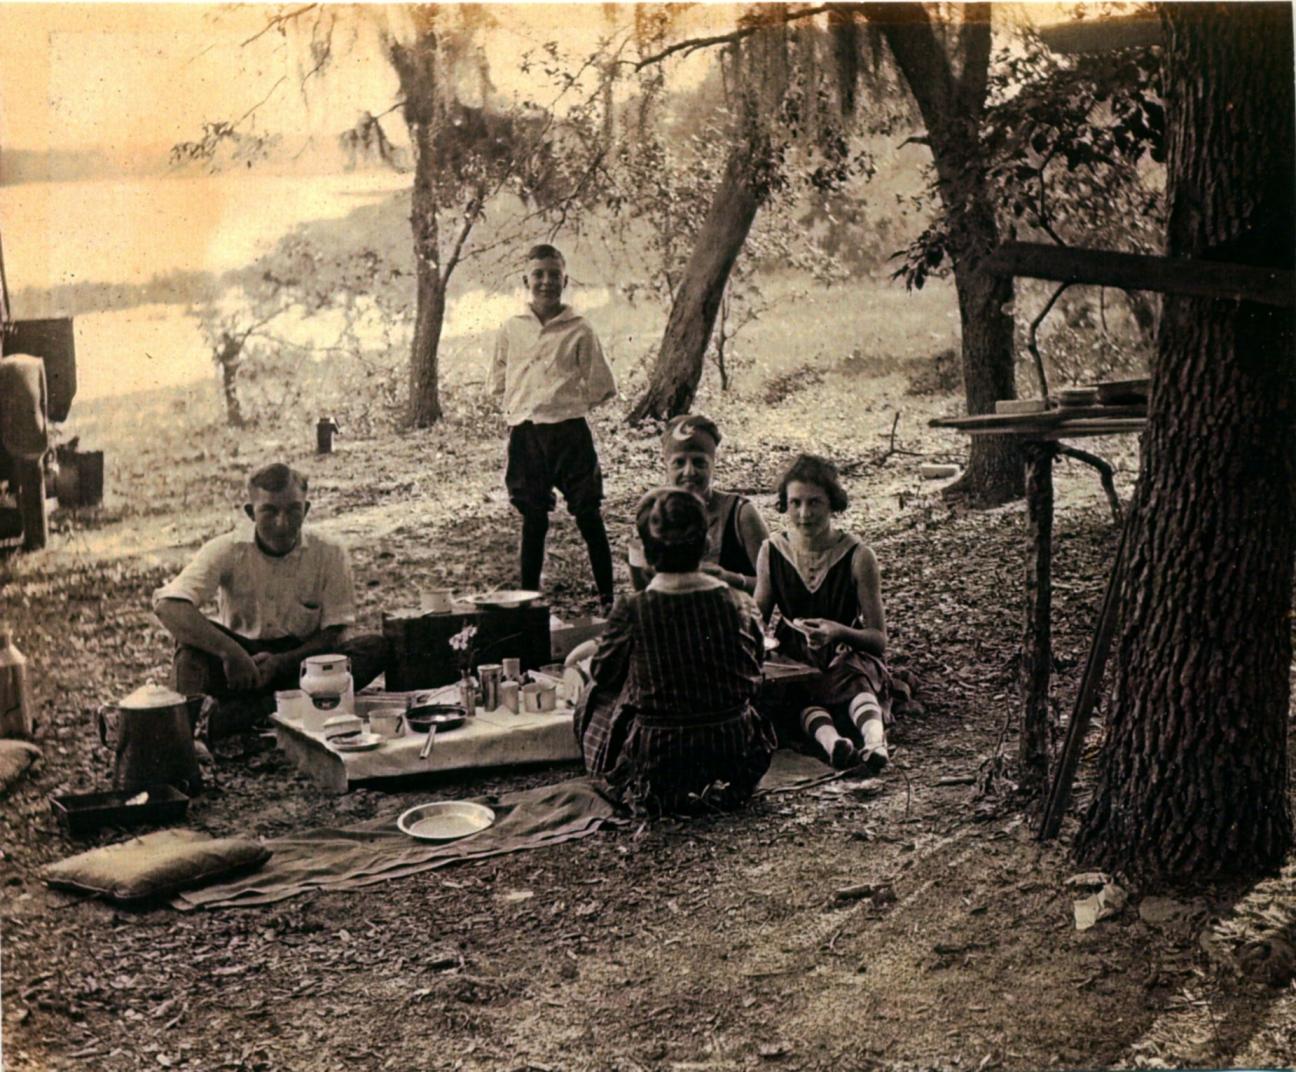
[1020,442,1056,793]
[1037,497,1136,840]
[983,242,1296,309]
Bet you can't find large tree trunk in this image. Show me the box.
[408,156,446,428]
[866,3,1024,505]
[950,254,1022,503]
[391,18,446,429]
[215,337,246,429]
[1074,3,1295,882]
[628,143,767,422]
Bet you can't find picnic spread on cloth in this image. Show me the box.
[170,749,836,911]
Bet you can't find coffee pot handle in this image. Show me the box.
[95,705,116,748]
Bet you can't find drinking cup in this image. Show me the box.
[501,657,522,682]
[499,680,520,714]
[368,706,406,739]
[275,689,307,722]
[421,588,453,614]
[521,682,557,714]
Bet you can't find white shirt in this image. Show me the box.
[153,528,357,641]
[490,305,617,426]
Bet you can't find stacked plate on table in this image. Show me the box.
[1057,386,1100,408]
[464,590,542,610]
[1096,377,1151,405]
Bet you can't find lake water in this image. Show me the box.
[0,172,610,401]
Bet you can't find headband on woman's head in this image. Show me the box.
[662,414,721,457]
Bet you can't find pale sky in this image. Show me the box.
[0,3,746,156]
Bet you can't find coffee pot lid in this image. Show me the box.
[303,654,349,670]
[119,680,189,710]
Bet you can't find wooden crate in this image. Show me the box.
[382,603,551,690]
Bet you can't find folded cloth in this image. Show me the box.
[172,750,835,912]
[0,739,42,797]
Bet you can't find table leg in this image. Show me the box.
[1020,442,1056,793]
[274,725,350,794]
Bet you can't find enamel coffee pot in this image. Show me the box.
[97,681,203,795]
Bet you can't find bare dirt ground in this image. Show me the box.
[3,368,1294,1072]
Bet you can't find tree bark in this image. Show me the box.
[628,142,768,422]
[216,337,246,429]
[1074,2,1295,882]
[408,157,446,428]
[1020,442,1055,794]
[864,3,1024,505]
[391,19,447,428]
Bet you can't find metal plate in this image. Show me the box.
[328,732,385,752]
[465,589,542,610]
[397,801,496,842]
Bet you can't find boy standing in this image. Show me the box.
[490,244,617,612]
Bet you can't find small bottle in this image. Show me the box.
[0,630,34,738]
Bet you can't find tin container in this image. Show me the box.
[478,664,503,712]
[50,785,190,838]
[0,630,34,738]
[300,654,355,730]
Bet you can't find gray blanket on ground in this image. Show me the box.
[171,750,833,911]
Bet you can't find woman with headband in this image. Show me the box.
[576,487,776,814]
[627,414,768,596]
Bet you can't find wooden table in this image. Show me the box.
[930,404,1147,795]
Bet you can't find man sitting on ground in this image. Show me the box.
[153,462,388,737]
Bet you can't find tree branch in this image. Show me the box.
[241,4,319,48]
[441,183,487,285]
[631,5,838,70]
[1056,444,1122,524]
[1026,282,1068,400]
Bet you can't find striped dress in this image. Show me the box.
[575,577,777,814]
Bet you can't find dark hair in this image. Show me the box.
[776,453,848,513]
[526,244,565,265]
[637,488,708,573]
[248,462,308,497]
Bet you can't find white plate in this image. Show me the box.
[397,801,497,841]
[465,589,541,610]
[328,732,384,752]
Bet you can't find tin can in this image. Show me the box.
[0,630,34,738]
[478,664,503,712]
